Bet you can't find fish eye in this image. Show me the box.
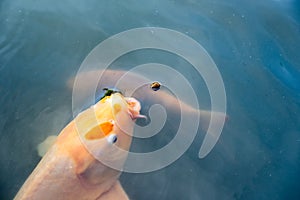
[107,134,118,144]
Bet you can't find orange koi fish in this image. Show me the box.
[15,93,142,200]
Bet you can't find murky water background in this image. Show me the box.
[1,0,300,199]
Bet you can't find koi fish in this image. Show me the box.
[14,93,142,200]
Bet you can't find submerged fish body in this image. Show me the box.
[15,93,141,200]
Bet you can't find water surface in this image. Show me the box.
[0,0,300,199]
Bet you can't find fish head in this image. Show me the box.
[74,92,142,173]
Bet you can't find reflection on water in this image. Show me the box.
[1,0,300,199]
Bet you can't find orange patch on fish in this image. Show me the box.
[85,121,114,140]
[100,121,114,136]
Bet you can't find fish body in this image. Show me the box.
[15,93,141,200]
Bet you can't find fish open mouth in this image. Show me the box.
[97,87,146,120]
[125,97,147,120]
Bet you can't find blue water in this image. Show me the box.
[1,0,300,199]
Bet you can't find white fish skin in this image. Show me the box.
[14,93,141,200]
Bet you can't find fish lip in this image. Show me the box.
[128,111,147,120]
[124,97,146,120]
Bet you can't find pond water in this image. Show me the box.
[0,0,300,199]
